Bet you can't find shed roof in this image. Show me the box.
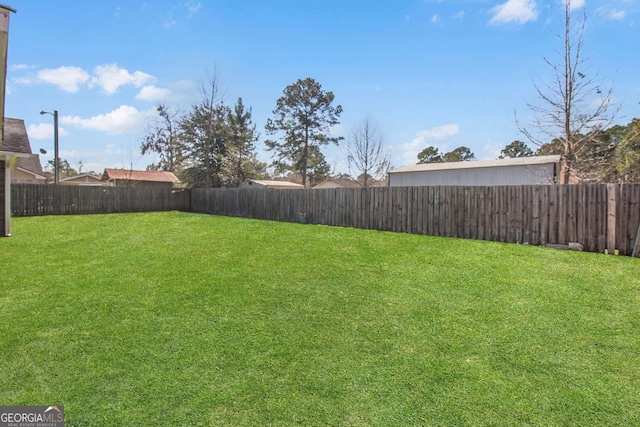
[389,155,562,174]
[102,168,179,183]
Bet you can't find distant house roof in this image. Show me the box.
[59,173,104,185]
[244,179,304,189]
[1,118,33,154]
[314,178,363,189]
[102,168,179,183]
[17,154,44,176]
[15,163,46,181]
[389,155,562,174]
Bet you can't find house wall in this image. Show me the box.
[389,164,558,187]
[0,160,5,236]
[314,181,342,189]
[11,168,44,183]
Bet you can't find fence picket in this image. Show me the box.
[11,183,640,256]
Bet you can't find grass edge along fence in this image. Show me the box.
[11,183,640,257]
[191,184,640,257]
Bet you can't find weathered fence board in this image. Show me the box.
[11,183,640,257]
[191,184,640,256]
[12,184,190,216]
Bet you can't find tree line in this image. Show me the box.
[141,76,390,188]
[141,76,265,188]
[415,116,640,184]
[140,69,638,187]
[138,0,637,187]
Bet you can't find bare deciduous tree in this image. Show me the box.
[519,0,617,183]
[141,104,184,173]
[345,117,390,187]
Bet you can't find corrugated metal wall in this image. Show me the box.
[389,164,557,186]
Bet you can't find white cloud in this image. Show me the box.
[566,0,585,11]
[11,76,35,85]
[162,1,201,28]
[489,0,539,25]
[605,9,626,20]
[9,64,35,71]
[414,124,460,140]
[165,79,198,102]
[27,122,69,140]
[431,14,440,24]
[18,64,155,95]
[185,1,201,16]
[399,124,460,165]
[135,85,172,101]
[90,64,154,95]
[452,10,465,19]
[482,142,503,159]
[60,105,155,134]
[37,66,90,93]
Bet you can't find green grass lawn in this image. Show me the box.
[1,212,639,426]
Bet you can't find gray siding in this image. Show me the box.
[389,164,557,187]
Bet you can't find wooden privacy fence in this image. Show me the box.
[11,184,190,216]
[192,184,640,256]
[10,183,640,256]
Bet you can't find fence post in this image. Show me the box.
[632,224,640,258]
[606,183,617,254]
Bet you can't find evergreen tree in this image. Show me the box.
[224,98,262,187]
[265,78,343,187]
[499,140,534,159]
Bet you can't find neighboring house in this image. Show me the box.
[102,168,179,188]
[3,118,45,184]
[242,179,304,189]
[59,173,106,186]
[313,178,362,189]
[367,178,388,187]
[0,5,18,236]
[388,155,565,187]
[1,118,31,236]
[13,155,47,183]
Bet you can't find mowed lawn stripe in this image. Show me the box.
[1,212,638,426]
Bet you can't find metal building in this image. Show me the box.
[388,155,563,187]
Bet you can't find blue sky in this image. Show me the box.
[5,0,639,175]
